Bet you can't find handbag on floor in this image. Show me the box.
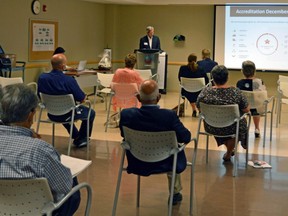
[172,101,185,117]
[105,112,120,128]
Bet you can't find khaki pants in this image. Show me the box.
[167,172,182,194]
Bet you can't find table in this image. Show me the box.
[0,60,26,81]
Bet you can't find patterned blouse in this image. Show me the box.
[196,86,249,145]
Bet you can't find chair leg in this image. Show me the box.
[233,142,238,177]
[177,93,181,116]
[52,123,55,147]
[205,135,209,164]
[270,112,273,142]
[263,114,267,147]
[136,176,140,207]
[36,108,43,133]
[67,120,74,156]
[189,138,198,215]
[86,109,91,158]
[112,150,126,216]
[168,154,177,216]
[276,101,282,127]
[105,95,113,132]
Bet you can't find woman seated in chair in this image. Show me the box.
[111,53,143,111]
[178,53,209,117]
[236,60,266,138]
[196,65,250,161]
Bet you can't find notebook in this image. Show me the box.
[77,60,87,72]
[61,154,92,177]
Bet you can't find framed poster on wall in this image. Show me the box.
[29,19,58,61]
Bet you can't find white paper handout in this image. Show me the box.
[61,155,92,177]
[248,160,272,169]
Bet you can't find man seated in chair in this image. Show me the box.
[119,80,191,205]
[0,83,80,216]
[38,54,96,147]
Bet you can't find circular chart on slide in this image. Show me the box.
[256,33,278,55]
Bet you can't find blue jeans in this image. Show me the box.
[48,105,96,140]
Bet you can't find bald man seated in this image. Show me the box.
[119,80,191,205]
[37,54,96,147]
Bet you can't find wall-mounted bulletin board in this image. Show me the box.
[29,19,58,61]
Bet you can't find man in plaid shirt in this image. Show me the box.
[0,83,80,216]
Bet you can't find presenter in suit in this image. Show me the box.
[119,80,191,205]
[139,26,161,50]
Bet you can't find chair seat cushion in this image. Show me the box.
[126,150,187,176]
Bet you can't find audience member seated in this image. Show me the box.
[111,53,143,111]
[178,53,209,117]
[38,54,96,148]
[237,60,266,138]
[48,46,77,73]
[196,65,249,162]
[119,80,191,205]
[197,48,218,73]
[0,83,80,216]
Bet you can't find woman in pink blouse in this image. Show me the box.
[111,53,143,111]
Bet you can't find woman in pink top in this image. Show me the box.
[111,53,143,111]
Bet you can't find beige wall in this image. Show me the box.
[0,0,105,83]
[105,5,282,95]
[0,1,283,95]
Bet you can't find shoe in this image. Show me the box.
[222,153,231,162]
[168,192,183,206]
[255,129,260,138]
[192,110,197,118]
[73,137,89,148]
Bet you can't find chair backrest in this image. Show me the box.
[122,126,178,162]
[97,73,114,88]
[27,82,38,94]
[40,93,76,116]
[199,102,240,128]
[0,76,23,87]
[279,81,288,97]
[278,75,288,83]
[180,77,205,93]
[75,74,98,89]
[0,178,53,215]
[242,90,267,113]
[110,82,139,108]
[135,69,152,80]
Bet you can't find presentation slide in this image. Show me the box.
[215,5,288,71]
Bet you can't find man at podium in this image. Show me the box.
[139,26,161,50]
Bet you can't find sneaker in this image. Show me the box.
[168,192,183,206]
[255,129,260,138]
[192,110,197,118]
[73,137,89,148]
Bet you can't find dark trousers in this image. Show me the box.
[48,105,96,139]
[53,177,81,216]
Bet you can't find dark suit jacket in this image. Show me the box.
[119,105,191,176]
[197,58,218,73]
[139,35,161,50]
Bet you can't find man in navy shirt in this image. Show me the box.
[197,49,218,73]
[38,54,96,147]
